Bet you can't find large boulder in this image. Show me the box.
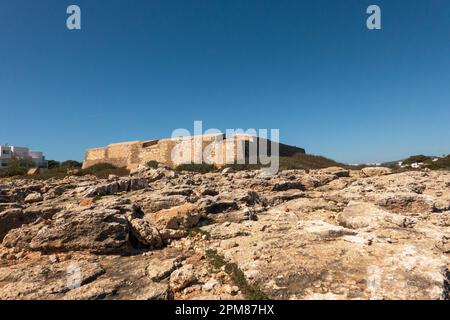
[129,218,163,249]
[149,204,201,230]
[2,208,129,254]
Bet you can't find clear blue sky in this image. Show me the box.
[1,0,450,164]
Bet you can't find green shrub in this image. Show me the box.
[426,155,450,170]
[176,163,217,173]
[83,163,117,173]
[9,156,36,169]
[205,249,269,300]
[0,156,36,178]
[60,160,82,168]
[0,165,28,177]
[279,153,348,170]
[224,163,265,172]
[146,160,159,169]
[47,160,60,169]
[402,155,432,165]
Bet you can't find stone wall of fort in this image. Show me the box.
[82,134,305,170]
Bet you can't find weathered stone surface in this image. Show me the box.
[198,197,239,214]
[0,209,30,241]
[24,192,43,203]
[337,202,386,229]
[129,218,163,249]
[361,167,392,177]
[63,278,124,300]
[272,181,305,192]
[3,208,129,254]
[317,167,350,178]
[82,178,148,197]
[0,168,449,300]
[135,282,170,300]
[0,259,105,300]
[150,204,201,230]
[169,264,196,292]
[146,258,178,282]
[298,220,357,238]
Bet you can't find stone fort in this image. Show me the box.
[82,133,305,170]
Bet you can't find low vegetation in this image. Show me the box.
[0,157,35,177]
[81,163,129,178]
[225,153,359,171]
[0,161,129,180]
[205,249,269,300]
[401,155,432,165]
[279,153,351,170]
[426,155,450,170]
[176,163,217,173]
[146,160,159,169]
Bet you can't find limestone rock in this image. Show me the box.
[361,167,392,177]
[135,282,170,300]
[0,208,34,241]
[129,219,163,249]
[169,264,196,292]
[150,204,201,230]
[24,192,43,203]
[298,220,357,238]
[82,178,148,197]
[1,166,450,300]
[27,168,40,176]
[337,202,386,229]
[317,167,350,178]
[3,208,129,254]
[63,278,124,300]
[202,279,219,292]
[272,181,305,192]
[146,258,178,282]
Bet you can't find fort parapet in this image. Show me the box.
[82,134,305,170]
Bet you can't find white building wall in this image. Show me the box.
[0,145,47,168]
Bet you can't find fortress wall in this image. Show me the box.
[82,147,107,169]
[82,134,305,170]
[139,144,161,164]
[82,142,140,169]
[158,139,179,167]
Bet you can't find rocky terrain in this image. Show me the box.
[0,165,449,300]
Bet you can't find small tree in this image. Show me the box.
[60,160,82,168]
[47,160,60,169]
[0,156,35,177]
[10,156,36,169]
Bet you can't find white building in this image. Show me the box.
[0,145,48,168]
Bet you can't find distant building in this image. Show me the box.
[0,145,48,168]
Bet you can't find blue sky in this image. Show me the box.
[1,0,450,164]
